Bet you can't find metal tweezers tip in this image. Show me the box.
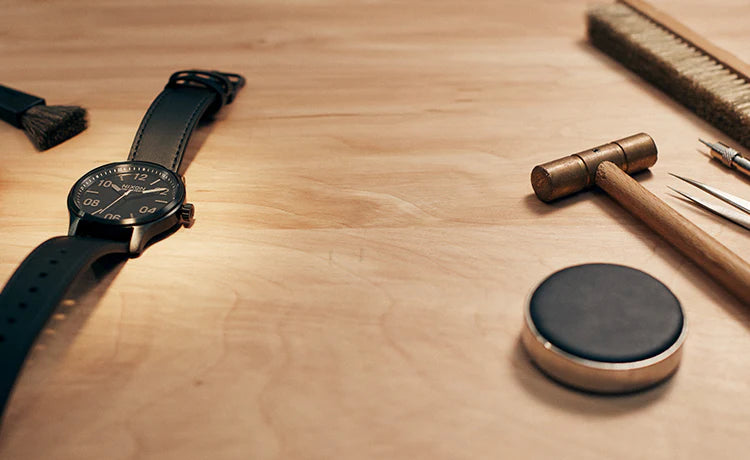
[667,185,750,231]
[668,172,703,188]
[669,172,750,216]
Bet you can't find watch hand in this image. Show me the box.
[110,183,122,192]
[95,190,132,214]
[140,187,169,194]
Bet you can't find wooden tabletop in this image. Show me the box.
[1,0,749,458]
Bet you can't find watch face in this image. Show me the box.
[68,161,185,226]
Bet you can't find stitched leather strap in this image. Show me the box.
[127,87,216,172]
[0,236,128,415]
[127,70,245,172]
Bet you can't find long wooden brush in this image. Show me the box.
[587,0,750,149]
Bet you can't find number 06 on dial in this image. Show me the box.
[67,161,194,254]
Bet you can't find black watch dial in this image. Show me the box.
[68,161,185,226]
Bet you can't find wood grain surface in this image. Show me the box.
[1,0,749,458]
[595,161,750,305]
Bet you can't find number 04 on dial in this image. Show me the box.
[67,161,194,253]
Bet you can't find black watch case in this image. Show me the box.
[67,160,195,255]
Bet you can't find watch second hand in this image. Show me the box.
[93,190,132,215]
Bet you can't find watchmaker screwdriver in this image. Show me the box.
[699,139,750,179]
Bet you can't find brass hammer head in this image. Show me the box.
[531,133,657,202]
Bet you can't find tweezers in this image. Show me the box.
[669,173,750,231]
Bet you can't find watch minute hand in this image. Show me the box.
[141,187,169,194]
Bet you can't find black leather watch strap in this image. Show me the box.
[0,236,128,414]
[0,69,244,421]
[128,70,245,172]
[128,87,215,171]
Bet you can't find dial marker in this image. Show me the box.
[73,161,182,224]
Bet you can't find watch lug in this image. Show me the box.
[126,207,184,256]
[68,215,81,236]
[128,226,148,255]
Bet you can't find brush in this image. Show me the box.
[587,0,750,150]
[0,83,87,151]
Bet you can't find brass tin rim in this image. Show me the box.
[521,279,688,394]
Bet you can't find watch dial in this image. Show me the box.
[69,161,184,225]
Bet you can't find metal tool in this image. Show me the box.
[699,139,750,179]
[669,173,750,231]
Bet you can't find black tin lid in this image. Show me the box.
[521,263,687,394]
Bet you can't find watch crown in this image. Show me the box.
[179,203,195,228]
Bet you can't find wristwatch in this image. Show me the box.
[0,69,244,417]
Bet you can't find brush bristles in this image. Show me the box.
[587,3,750,149]
[20,104,87,151]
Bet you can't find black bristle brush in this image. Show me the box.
[0,83,87,151]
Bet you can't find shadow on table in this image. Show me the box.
[2,254,126,425]
[177,94,244,177]
[511,337,674,416]
[522,170,656,216]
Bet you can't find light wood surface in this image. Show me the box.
[596,161,750,305]
[1,1,749,458]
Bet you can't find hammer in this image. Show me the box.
[531,133,750,304]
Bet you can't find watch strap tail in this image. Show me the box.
[0,236,128,416]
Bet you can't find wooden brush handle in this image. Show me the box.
[595,161,750,304]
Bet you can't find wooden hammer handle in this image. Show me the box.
[596,161,750,304]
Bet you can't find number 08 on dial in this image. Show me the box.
[68,161,186,226]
